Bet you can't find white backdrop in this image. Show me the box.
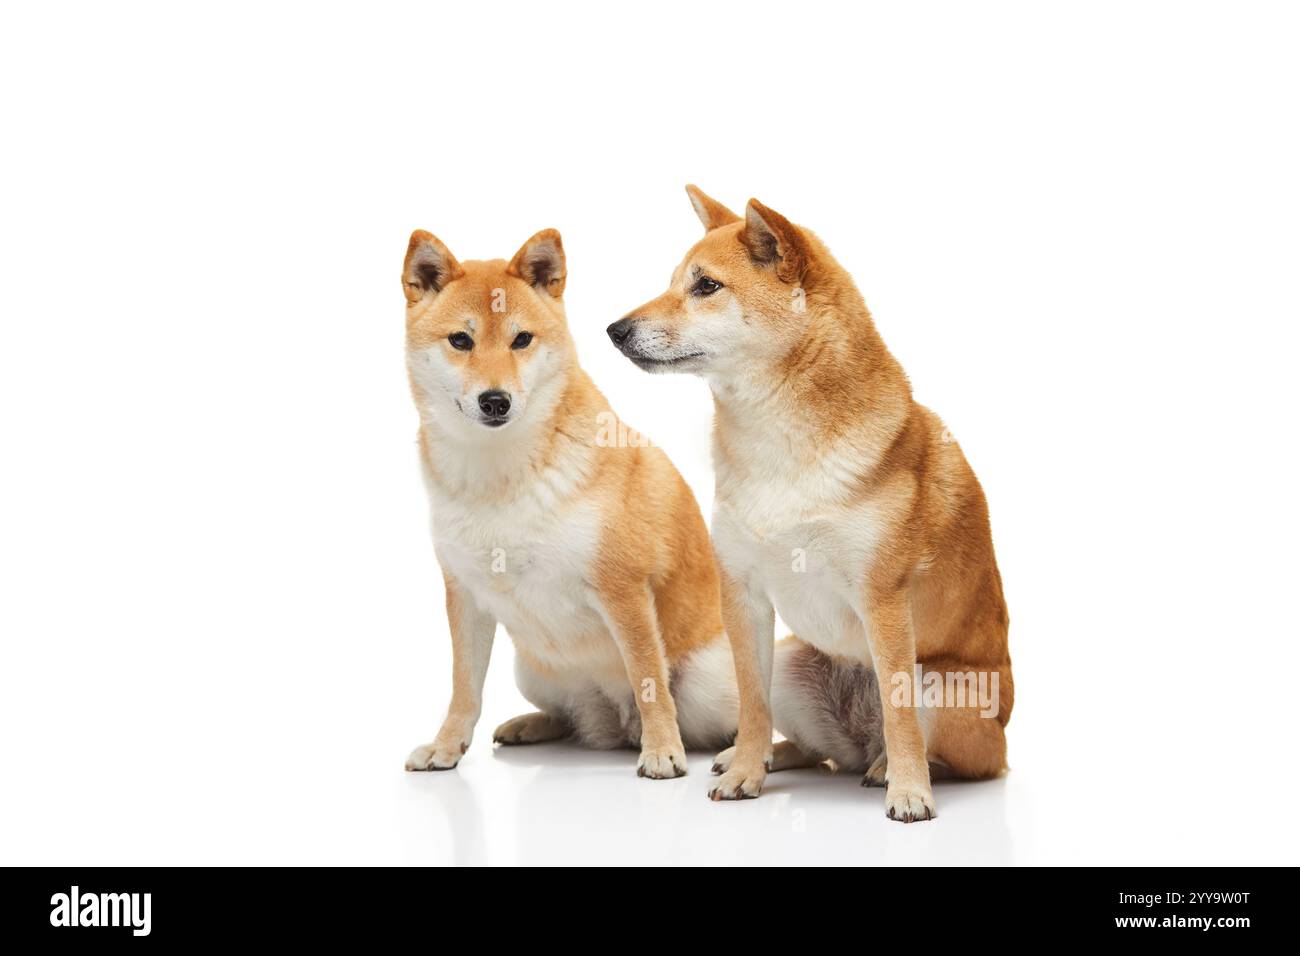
[2,1,1297,865]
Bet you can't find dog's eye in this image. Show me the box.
[692,276,722,296]
[448,332,474,351]
[511,332,534,350]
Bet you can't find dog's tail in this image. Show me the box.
[772,637,1012,780]
[771,636,884,774]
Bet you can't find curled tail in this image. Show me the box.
[772,637,1011,780]
[771,636,884,773]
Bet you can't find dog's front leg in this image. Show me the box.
[863,591,935,821]
[594,583,687,779]
[406,573,496,771]
[709,565,775,800]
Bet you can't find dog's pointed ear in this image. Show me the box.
[403,231,464,304]
[507,228,566,298]
[741,199,807,284]
[685,184,741,232]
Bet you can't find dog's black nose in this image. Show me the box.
[477,390,511,418]
[606,317,635,346]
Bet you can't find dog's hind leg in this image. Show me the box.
[499,649,576,746]
[711,738,821,775]
[492,712,571,745]
[914,659,1011,780]
[934,716,1006,780]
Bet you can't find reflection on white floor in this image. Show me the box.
[11,639,1292,866]
[398,739,1022,866]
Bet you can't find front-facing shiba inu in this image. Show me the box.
[609,187,1014,821]
[401,228,737,778]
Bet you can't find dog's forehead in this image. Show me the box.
[677,222,748,278]
[451,260,519,302]
[442,262,545,322]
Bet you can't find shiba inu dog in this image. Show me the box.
[608,188,1013,820]
[401,228,737,778]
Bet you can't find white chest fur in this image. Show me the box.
[423,435,615,674]
[709,387,896,662]
[712,445,889,664]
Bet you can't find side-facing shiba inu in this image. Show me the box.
[608,187,1013,821]
[401,227,737,778]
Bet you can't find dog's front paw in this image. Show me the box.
[884,784,935,822]
[708,760,767,800]
[637,744,687,779]
[405,740,466,772]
